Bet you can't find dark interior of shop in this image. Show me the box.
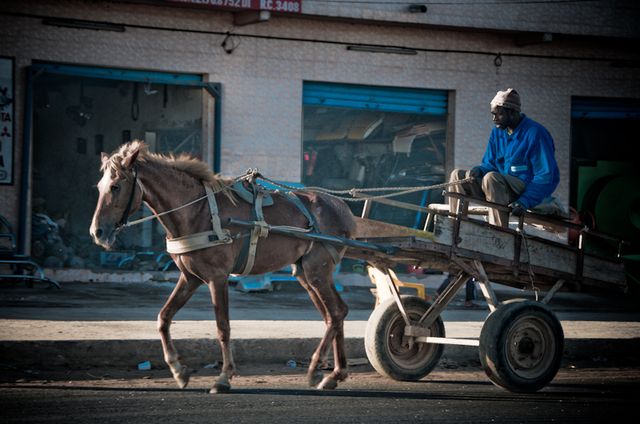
[30,73,203,270]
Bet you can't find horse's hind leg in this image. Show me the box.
[298,252,349,390]
[158,273,201,388]
[292,262,331,385]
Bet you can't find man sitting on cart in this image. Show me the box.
[448,88,560,228]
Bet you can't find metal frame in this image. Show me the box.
[0,258,61,289]
[1,215,60,288]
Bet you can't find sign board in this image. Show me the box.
[165,0,302,13]
[0,57,14,185]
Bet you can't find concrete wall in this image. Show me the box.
[1,0,639,232]
[303,0,640,39]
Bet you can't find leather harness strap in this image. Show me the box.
[117,168,139,229]
[205,185,230,244]
[283,191,341,265]
[234,188,270,276]
[165,184,232,255]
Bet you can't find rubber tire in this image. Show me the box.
[365,295,445,381]
[479,299,564,393]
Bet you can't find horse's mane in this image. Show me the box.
[105,140,236,202]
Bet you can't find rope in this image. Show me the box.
[124,168,473,229]
[123,194,208,228]
[249,171,475,203]
[517,226,540,300]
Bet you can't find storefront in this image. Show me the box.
[22,63,219,271]
[1,0,639,279]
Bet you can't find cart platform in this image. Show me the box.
[347,191,627,294]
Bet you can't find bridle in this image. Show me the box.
[116,167,140,229]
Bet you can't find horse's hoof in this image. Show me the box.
[336,371,349,382]
[316,375,338,390]
[308,370,324,387]
[174,367,190,389]
[210,381,231,394]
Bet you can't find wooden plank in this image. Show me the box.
[433,215,625,287]
[354,217,434,240]
[583,255,626,285]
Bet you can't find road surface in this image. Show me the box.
[2,363,637,423]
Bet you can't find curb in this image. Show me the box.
[2,338,639,370]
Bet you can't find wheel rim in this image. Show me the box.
[384,306,439,370]
[505,315,556,379]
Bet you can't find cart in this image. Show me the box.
[228,179,628,393]
[343,191,628,393]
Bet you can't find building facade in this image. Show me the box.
[1,0,639,273]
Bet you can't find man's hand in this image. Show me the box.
[469,166,484,180]
[509,201,526,217]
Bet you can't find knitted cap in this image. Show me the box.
[490,88,521,112]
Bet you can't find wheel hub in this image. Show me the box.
[511,329,542,369]
[506,319,554,376]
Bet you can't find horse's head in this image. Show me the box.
[89,144,144,250]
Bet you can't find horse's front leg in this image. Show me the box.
[157,273,201,388]
[207,278,235,394]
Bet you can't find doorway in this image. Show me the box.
[24,63,220,270]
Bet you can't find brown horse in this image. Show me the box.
[89,141,356,393]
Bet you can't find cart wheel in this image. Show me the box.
[479,299,564,393]
[365,295,445,381]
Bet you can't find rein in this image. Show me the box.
[122,193,209,228]
[120,170,474,230]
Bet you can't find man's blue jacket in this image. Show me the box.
[477,114,559,209]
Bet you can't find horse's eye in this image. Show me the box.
[110,184,120,193]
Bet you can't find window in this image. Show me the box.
[302,82,449,228]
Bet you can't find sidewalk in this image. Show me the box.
[1,273,639,370]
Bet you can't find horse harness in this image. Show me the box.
[165,184,233,255]
[164,178,340,276]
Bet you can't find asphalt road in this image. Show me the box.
[2,277,639,423]
[1,364,638,423]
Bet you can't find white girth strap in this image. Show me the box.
[165,185,231,254]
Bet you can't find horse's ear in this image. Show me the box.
[122,148,140,170]
[101,152,109,165]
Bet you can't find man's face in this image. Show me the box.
[491,106,511,130]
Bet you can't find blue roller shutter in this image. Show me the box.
[303,82,447,115]
[572,97,640,119]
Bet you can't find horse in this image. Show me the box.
[89,141,356,393]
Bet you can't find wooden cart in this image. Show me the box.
[345,192,627,393]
